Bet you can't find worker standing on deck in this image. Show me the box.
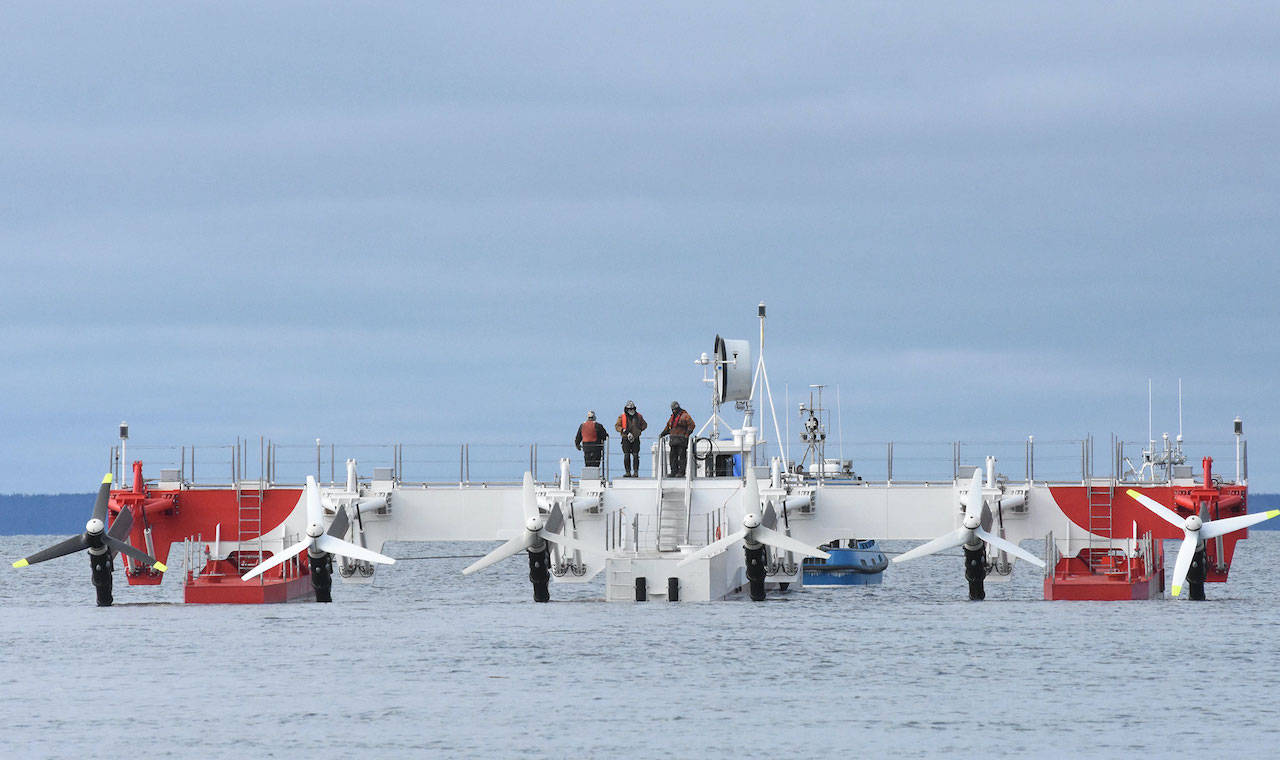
[575,411,609,468]
[659,401,695,477]
[614,401,648,478]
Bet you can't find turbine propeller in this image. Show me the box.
[241,476,395,583]
[463,473,597,576]
[677,467,830,567]
[1127,489,1279,597]
[12,474,167,573]
[892,469,1045,568]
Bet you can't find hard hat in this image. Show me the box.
[625,400,636,410]
[670,401,680,410]
[587,411,596,419]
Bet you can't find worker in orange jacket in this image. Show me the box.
[614,401,648,477]
[575,411,609,468]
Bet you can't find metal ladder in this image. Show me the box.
[656,488,687,552]
[235,479,263,574]
[1086,479,1119,573]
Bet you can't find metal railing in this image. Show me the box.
[108,435,1248,489]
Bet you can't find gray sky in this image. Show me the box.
[3,2,1278,492]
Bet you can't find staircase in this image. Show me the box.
[656,488,688,552]
[1086,479,1120,573]
[236,480,264,574]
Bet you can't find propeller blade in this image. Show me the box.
[521,472,540,523]
[1170,535,1199,597]
[753,526,830,560]
[107,508,134,542]
[327,505,351,539]
[676,530,748,567]
[891,529,967,564]
[103,537,166,572]
[762,502,777,530]
[305,476,324,528]
[974,527,1045,568]
[1126,489,1185,529]
[241,540,310,582]
[92,474,113,524]
[963,469,984,519]
[462,534,533,575]
[537,529,598,557]
[12,534,89,568]
[1201,510,1280,539]
[545,504,565,536]
[314,534,395,565]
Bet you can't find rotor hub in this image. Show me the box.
[85,518,105,535]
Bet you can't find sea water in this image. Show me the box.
[1,533,1277,758]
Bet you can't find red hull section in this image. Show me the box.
[1044,552,1165,601]
[108,486,303,587]
[184,560,315,604]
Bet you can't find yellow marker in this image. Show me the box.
[12,559,28,569]
[153,562,167,573]
[1125,489,1140,499]
[1171,585,1182,597]
[102,473,113,484]
[1268,510,1280,519]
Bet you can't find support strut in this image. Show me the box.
[309,551,334,603]
[90,548,113,607]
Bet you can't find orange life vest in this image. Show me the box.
[580,422,599,443]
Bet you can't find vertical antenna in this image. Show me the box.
[836,384,845,461]
[1178,377,1183,439]
[1147,378,1152,450]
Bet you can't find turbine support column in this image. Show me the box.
[964,546,986,601]
[528,546,551,603]
[309,548,334,603]
[745,545,767,601]
[90,546,113,607]
[1188,546,1207,601]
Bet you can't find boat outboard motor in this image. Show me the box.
[11,474,167,607]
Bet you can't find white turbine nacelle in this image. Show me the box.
[1184,514,1203,533]
[306,523,324,539]
[86,518,105,535]
[743,513,761,530]
[525,515,546,533]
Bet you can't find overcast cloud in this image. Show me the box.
[2,2,1277,491]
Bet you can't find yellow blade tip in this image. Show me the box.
[1125,489,1140,498]
[1171,585,1182,597]
[153,562,167,573]
[1267,510,1280,519]
[102,473,113,484]
[12,559,28,569]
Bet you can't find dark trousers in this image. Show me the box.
[668,436,688,477]
[621,438,640,475]
[582,443,603,467]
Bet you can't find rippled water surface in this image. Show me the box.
[2,534,1278,758]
